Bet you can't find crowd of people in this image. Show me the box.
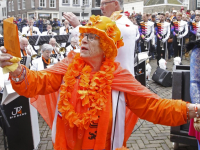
[1,0,200,149]
[126,9,200,66]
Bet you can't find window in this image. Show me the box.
[39,0,46,7]
[83,0,88,5]
[18,0,21,10]
[11,1,14,11]
[8,1,11,12]
[198,0,200,8]
[4,8,6,16]
[95,0,100,7]
[22,0,25,9]
[22,13,26,19]
[73,0,78,5]
[49,0,56,8]
[31,0,35,8]
[62,0,69,4]
[2,8,4,16]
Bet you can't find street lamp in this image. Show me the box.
[81,5,85,20]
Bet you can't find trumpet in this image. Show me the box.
[144,39,148,51]
[47,29,55,35]
[177,32,181,46]
[160,39,164,50]
[196,33,200,40]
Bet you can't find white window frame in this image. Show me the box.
[18,0,21,10]
[11,1,14,11]
[83,0,88,5]
[2,8,4,17]
[39,0,46,7]
[198,0,200,8]
[4,8,6,16]
[49,0,56,8]
[8,1,11,12]
[62,0,69,4]
[73,0,78,5]
[22,0,25,9]
[31,0,35,8]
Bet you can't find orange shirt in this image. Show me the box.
[10,63,187,150]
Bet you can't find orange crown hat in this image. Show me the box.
[79,12,124,60]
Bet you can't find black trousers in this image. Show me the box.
[173,36,185,58]
[140,40,154,56]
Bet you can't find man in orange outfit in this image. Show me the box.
[0,15,199,150]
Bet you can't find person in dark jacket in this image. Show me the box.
[37,18,44,33]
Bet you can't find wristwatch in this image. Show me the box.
[11,77,20,82]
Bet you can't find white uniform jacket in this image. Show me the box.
[65,45,79,56]
[59,26,72,47]
[22,26,41,36]
[30,57,58,71]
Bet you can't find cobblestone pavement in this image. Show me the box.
[0,57,198,150]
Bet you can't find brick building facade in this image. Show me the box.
[7,0,59,20]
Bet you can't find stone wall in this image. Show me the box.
[144,5,187,13]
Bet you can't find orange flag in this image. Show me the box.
[3,17,21,58]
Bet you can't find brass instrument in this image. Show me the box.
[50,57,54,64]
[160,39,164,50]
[196,35,200,40]
[196,29,200,40]
[18,31,26,37]
[144,35,148,51]
[47,29,55,35]
[177,32,181,46]
[56,42,66,55]
[144,41,147,50]
[31,54,38,60]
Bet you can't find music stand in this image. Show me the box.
[28,35,70,46]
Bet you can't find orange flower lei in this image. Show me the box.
[42,56,50,65]
[58,53,116,130]
[116,146,129,150]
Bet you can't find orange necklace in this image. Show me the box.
[42,56,50,65]
[58,53,115,130]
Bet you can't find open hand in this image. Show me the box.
[63,12,81,28]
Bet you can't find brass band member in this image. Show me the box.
[170,10,177,21]
[139,13,154,54]
[22,19,41,36]
[66,37,79,56]
[49,38,64,60]
[190,13,200,41]
[41,24,57,36]
[30,44,58,71]
[155,13,170,65]
[171,12,188,58]
[20,37,37,57]
[59,20,72,47]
